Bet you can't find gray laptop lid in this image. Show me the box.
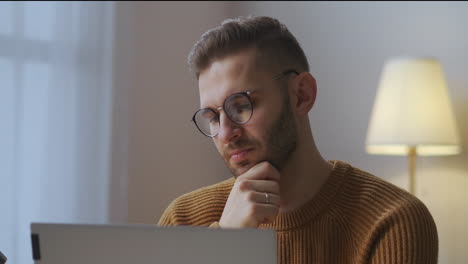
[31,223,277,264]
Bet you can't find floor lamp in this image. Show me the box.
[365,57,461,195]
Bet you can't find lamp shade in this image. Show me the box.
[366,57,461,156]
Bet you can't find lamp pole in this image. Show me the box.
[408,146,417,195]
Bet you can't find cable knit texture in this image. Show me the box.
[158,160,438,263]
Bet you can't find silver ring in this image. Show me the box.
[265,193,270,204]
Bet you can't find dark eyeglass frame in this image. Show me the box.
[192,69,300,138]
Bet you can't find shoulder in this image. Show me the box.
[158,177,235,226]
[332,161,437,234]
[333,161,438,262]
[170,177,235,211]
[338,161,426,212]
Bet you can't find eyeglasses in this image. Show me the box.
[192,69,299,137]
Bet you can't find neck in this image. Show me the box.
[277,131,333,213]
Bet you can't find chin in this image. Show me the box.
[228,158,263,177]
[229,163,250,177]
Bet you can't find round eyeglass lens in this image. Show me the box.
[224,93,253,124]
[194,108,219,136]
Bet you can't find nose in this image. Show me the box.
[216,110,242,144]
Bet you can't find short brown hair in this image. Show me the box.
[188,16,310,79]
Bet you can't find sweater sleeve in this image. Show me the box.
[156,187,228,227]
[367,200,438,264]
[157,200,177,226]
[157,178,233,227]
[157,203,221,227]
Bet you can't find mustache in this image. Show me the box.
[223,138,256,154]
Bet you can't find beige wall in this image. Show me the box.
[112,2,468,263]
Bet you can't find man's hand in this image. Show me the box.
[219,161,281,228]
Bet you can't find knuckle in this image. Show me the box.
[246,191,256,202]
[254,162,269,174]
[247,204,258,216]
[260,163,279,180]
[236,179,249,191]
[254,161,267,169]
[264,162,274,169]
[264,163,276,173]
[259,161,270,169]
[258,168,270,179]
[262,162,274,172]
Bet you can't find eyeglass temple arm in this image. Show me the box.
[273,69,300,80]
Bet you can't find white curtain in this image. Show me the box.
[0,2,115,263]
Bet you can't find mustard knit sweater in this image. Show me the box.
[158,161,438,263]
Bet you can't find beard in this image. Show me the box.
[223,93,298,177]
[264,94,298,171]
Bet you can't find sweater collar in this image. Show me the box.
[260,160,350,231]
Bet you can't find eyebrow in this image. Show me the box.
[201,89,256,110]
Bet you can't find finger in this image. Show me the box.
[252,204,279,224]
[248,191,280,206]
[244,180,280,194]
[239,161,280,182]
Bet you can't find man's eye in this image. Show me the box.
[237,104,250,112]
[209,116,219,123]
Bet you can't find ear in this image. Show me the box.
[291,72,317,116]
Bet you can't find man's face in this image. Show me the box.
[198,49,297,177]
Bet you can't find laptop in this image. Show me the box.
[0,250,6,264]
[30,223,277,264]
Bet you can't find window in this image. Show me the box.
[0,2,115,263]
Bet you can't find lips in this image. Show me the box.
[229,148,253,163]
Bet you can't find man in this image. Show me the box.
[158,16,438,263]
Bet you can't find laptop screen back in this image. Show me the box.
[30,223,277,264]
